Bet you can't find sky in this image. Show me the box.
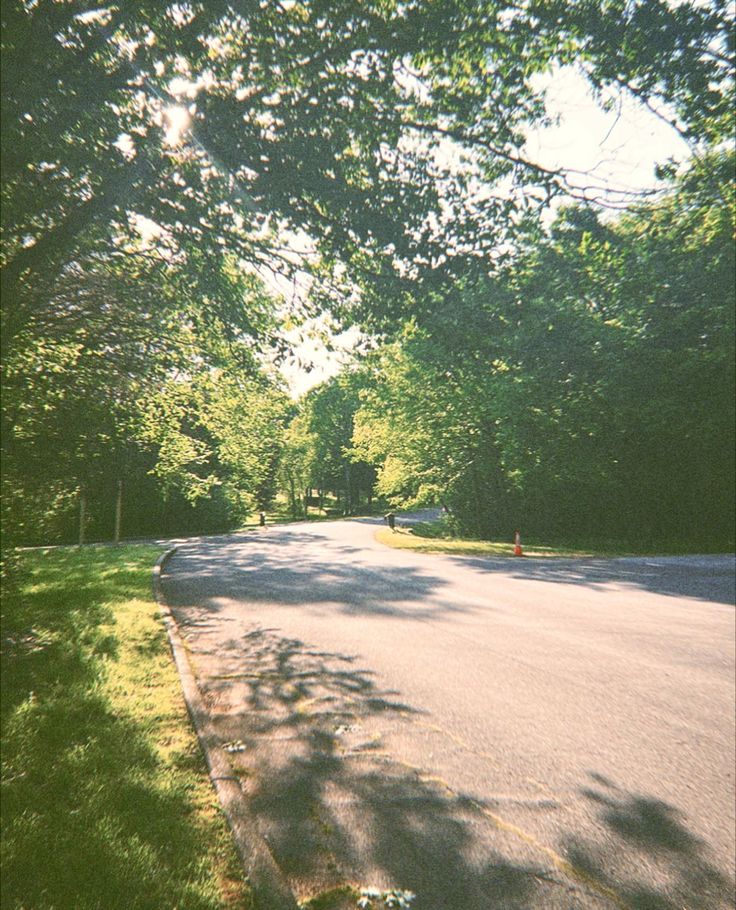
[279,322,364,398]
[525,65,691,204]
[279,65,692,398]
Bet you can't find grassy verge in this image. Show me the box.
[377,520,735,557]
[375,525,601,558]
[1,546,252,910]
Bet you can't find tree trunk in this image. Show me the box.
[289,477,297,518]
[114,479,123,544]
[78,488,87,547]
[343,463,352,515]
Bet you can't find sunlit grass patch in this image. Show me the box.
[1,546,252,910]
[375,525,596,558]
[376,520,728,558]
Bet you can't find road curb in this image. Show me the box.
[152,548,299,910]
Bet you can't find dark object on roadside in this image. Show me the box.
[514,529,522,556]
[385,512,396,531]
[259,512,266,527]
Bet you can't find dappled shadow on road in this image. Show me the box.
[161,531,734,906]
[198,626,569,909]
[164,527,735,610]
[455,555,736,605]
[163,531,469,621]
[560,773,735,910]
[172,613,735,909]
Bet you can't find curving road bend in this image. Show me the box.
[162,517,736,910]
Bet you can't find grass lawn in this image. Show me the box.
[372,521,715,558]
[375,525,601,558]
[1,546,252,910]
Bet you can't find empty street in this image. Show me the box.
[162,519,736,910]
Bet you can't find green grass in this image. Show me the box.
[375,525,600,558]
[374,520,725,559]
[1,546,252,910]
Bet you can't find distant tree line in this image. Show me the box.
[279,373,376,519]
[5,152,733,550]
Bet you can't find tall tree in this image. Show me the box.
[2,0,731,343]
[140,371,291,521]
[354,151,735,544]
[302,372,376,514]
[2,0,732,549]
[278,415,317,519]
[2,246,286,544]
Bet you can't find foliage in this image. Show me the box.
[1,1,733,546]
[140,371,291,520]
[2,244,288,545]
[354,153,735,546]
[297,372,377,514]
[1,546,252,910]
[2,0,731,340]
[278,415,317,518]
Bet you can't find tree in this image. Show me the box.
[353,321,516,535]
[140,371,291,522]
[3,0,731,344]
[2,1,732,548]
[278,416,317,519]
[301,372,376,514]
[353,151,735,545]
[1,245,287,544]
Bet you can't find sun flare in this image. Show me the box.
[163,105,191,146]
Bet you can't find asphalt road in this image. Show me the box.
[162,518,736,910]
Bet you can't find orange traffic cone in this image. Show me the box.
[514,530,523,557]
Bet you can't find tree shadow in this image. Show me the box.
[2,555,120,721]
[456,555,736,605]
[2,686,240,910]
[176,613,735,909]
[197,625,560,909]
[161,531,734,906]
[165,524,735,607]
[561,773,735,910]
[2,548,249,910]
[164,533,467,621]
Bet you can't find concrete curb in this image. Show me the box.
[152,548,299,910]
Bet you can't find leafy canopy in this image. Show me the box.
[353,152,735,542]
[3,0,732,339]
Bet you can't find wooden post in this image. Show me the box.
[114,479,123,545]
[78,487,87,547]
[288,477,297,518]
[343,463,352,515]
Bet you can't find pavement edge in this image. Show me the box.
[152,547,299,910]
